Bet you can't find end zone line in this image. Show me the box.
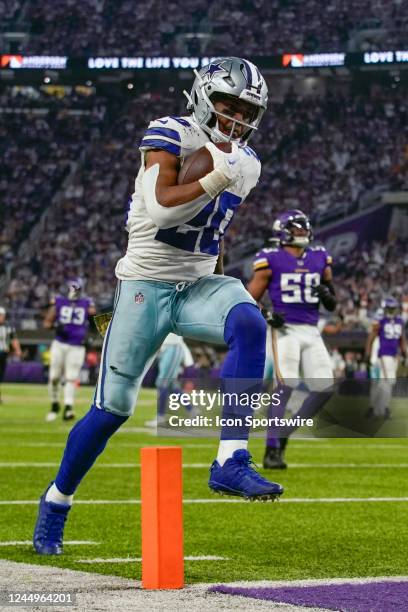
[1,497,408,505]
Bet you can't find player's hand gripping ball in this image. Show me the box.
[177,142,232,184]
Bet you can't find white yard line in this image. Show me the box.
[1,497,408,506]
[77,555,229,564]
[2,462,408,469]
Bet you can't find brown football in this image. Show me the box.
[178,142,232,184]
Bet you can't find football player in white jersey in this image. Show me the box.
[34,58,284,556]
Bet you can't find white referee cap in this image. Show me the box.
[0,307,6,315]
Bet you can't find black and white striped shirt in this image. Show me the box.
[0,324,16,353]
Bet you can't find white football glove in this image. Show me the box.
[199,142,241,199]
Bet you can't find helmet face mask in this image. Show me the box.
[184,57,268,145]
[272,210,313,248]
[67,277,83,300]
[381,297,399,317]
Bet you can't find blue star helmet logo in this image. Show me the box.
[201,60,229,82]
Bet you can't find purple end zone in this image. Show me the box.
[210,581,408,611]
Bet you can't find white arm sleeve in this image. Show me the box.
[142,163,212,230]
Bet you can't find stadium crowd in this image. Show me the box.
[2,83,408,329]
[3,0,407,55]
[231,87,408,254]
[208,0,408,54]
[0,89,109,280]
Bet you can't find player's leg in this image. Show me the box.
[368,363,381,417]
[46,340,64,421]
[174,275,283,500]
[376,356,397,417]
[264,327,301,469]
[62,345,86,421]
[34,280,171,554]
[283,330,334,433]
[145,344,185,427]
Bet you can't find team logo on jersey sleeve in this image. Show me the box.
[135,292,145,304]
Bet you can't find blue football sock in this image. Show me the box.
[55,405,128,495]
[220,303,266,441]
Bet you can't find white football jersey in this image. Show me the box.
[115,115,261,282]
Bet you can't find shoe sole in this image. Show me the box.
[209,483,283,502]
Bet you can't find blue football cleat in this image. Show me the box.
[208,449,284,501]
[33,483,71,555]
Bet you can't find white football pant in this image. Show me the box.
[48,339,86,406]
[274,324,334,391]
[369,355,398,416]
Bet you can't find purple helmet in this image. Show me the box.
[381,296,399,316]
[272,209,312,248]
[67,277,83,300]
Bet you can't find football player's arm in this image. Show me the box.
[144,143,238,208]
[88,303,97,317]
[322,319,343,335]
[365,322,379,362]
[214,239,224,275]
[143,145,240,229]
[145,150,205,208]
[11,338,22,359]
[43,305,56,329]
[247,267,272,302]
[247,268,284,327]
[10,331,22,359]
[313,266,337,311]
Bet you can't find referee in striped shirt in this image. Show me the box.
[0,307,22,403]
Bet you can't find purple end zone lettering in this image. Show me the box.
[210,581,408,611]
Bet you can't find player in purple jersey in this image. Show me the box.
[365,297,407,418]
[44,278,96,422]
[247,210,336,468]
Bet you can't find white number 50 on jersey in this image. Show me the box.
[281,273,320,303]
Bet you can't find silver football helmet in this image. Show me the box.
[184,57,268,144]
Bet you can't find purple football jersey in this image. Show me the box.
[253,246,332,325]
[55,296,94,346]
[378,316,403,357]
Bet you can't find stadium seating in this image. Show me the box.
[3,0,407,54]
[2,84,408,328]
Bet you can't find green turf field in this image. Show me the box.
[1,383,408,583]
